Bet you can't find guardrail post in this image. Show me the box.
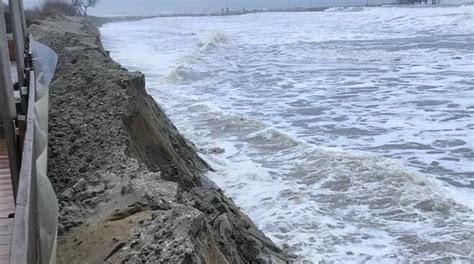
[19,0,28,39]
[9,0,26,87]
[0,2,20,197]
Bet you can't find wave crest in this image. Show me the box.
[167,64,199,82]
[198,31,229,53]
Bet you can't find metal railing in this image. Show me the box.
[1,1,58,263]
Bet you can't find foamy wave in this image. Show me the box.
[192,111,474,263]
[164,32,230,82]
[142,97,474,262]
[165,64,200,82]
[198,31,229,53]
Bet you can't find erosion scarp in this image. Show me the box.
[29,15,288,263]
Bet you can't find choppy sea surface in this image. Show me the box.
[101,6,474,263]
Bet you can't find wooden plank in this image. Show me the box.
[0,220,12,228]
[0,173,11,179]
[0,192,13,198]
[0,199,13,206]
[0,254,10,264]
[0,131,14,228]
[0,186,12,192]
[0,235,12,246]
[11,70,37,264]
[0,185,11,190]
[0,184,12,190]
[0,244,10,253]
[0,130,14,222]
[0,188,11,194]
[0,225,12,236]
[0,135,13,258]
[0,178,11,183]
[0,204,14,213]
[0,183,13,190]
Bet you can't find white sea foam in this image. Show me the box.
[101,6,474,262]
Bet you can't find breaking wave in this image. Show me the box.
[197,31,229,53]
[167,65,199,81]
[166,31,229,81]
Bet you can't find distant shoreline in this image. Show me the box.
[90,7,331,25]
[90,3,473,25]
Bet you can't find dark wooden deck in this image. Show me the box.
[0,139,14,263]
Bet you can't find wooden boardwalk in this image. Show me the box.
[0,139,14,263]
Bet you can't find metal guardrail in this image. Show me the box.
[1,1,58,263]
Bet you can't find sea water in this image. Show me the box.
[101,6,474,263]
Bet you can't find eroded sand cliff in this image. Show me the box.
[29,15,288,263]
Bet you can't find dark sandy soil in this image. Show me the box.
[28,15,289,263]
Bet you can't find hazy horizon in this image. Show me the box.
[89,0,395,16]
[16,0,471,16]
[89,0,394,16]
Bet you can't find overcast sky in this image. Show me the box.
[20,0,395,15]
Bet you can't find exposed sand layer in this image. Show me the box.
[28,15,288,263]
